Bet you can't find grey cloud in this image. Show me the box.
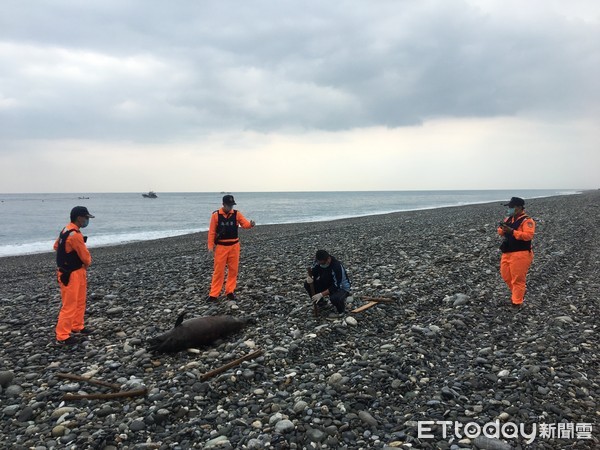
[0,0,598,142]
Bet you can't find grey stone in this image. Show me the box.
[129,419,145,431]
[293,400,308,413]
[4,385,23,397]
[0,371,14,387]
[51,407,76,419]
[306,428,327,443]
[17,406,34,422]
[358,410,378,427]
[274,419,295,433]
[51,425,66,437]
[204,436,230,448]
[453,293,469,306]
[554,316,574,324]
[2,404,20,416]
[473,436,512,450]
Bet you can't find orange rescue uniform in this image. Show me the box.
[54,223,92,340]
[498,213,535,304]
[208,208,253,297]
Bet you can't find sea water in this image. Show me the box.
[0,190,580,257]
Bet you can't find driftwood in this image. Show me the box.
[200,349,263,381]
[360,296,396,303]
[63,389,147,401]
[57,372,147,401]
[351,295,397,313]
[307,268,318,317]
[351,301,379,313]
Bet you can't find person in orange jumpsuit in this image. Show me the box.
[498,197,535,307]
[207,195,255,300]
[54,206,94,345]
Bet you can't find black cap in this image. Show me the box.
[222,194,236,205]
[315,250,330,261]
[70,206,95,222]
[503,197,525,207]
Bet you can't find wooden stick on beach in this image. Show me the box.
[200,349,264,381]
[63,389,147,401]
[56,372,147,402]
[360,296,396,303]
[351,301,379,313]
[307,268,318,317]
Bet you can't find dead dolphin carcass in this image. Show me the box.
[147,313,253,353]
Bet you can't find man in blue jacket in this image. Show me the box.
[304,250,351,314]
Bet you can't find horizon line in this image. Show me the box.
[0,188,588,195]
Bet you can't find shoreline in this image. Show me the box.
[0,190,586,260]
[0,188,587,195]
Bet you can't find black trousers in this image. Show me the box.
[304,282,349,313]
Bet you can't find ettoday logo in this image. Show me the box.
[417,420,594,444]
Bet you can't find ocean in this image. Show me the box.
[0,190,580,257]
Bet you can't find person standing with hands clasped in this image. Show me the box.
[207,195,255,301]
[304,250,351,317]
[498,197,535,308]
[54,206,94,346]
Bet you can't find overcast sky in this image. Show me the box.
[1,0,598,192]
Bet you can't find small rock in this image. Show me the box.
[0,371,14,387]
[554,316,574,324]
[129,419,145,431]
[204,436,230,448]
[453,293,469,306]
[497,412,510,421]
[428,324,441,333]
[328,373,343,385]
[293,401,308,413]
[59,383,80,392]
[17,406,34,422]
[275,419,295,433]
[358,410,378,427]
[2,405,20,416]
[4,385,23,397]
[345,316,358,326]
[51,425,66,437]
[473,436,511,450]
[51,407,76,419]
[307,428,327,443]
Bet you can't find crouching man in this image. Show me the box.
[304,250,351,315]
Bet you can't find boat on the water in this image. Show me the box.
[142,191,158,198]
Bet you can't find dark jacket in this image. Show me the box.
[310,256,351,294]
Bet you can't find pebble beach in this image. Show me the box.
[0,191,598,449]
